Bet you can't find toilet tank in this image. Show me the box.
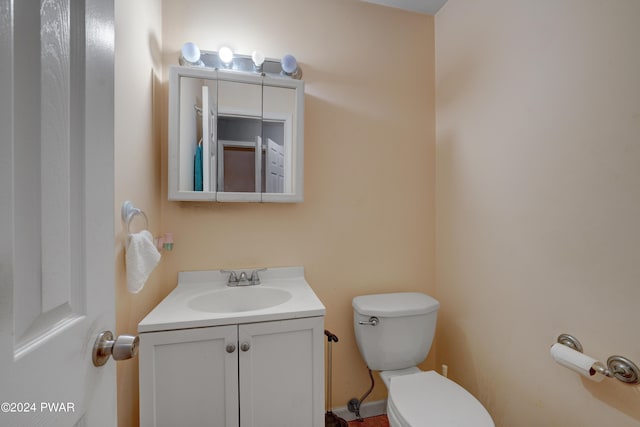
[353,292,440,371]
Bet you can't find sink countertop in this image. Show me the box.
[138,266,326,333]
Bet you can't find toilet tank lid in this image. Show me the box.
[352,292,439,317]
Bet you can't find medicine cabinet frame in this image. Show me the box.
[168,65,304,202]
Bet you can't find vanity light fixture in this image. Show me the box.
[251,50,265,72]
[177,44,303,79]
[281,54,302,79]
[179,42,203,66]
[218,46,234,65]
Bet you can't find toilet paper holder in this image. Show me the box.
[556,334,640,384]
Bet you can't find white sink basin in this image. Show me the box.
[138,267,326,332]
[188,287,293,313]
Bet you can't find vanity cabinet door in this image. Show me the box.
[139,325,239,427]
[238,317,324,427]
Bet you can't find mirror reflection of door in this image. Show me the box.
[263,85,296,194]
[216,79,262,193]
[263,121,286,193]
[217,117,261,192]
[215,81,296,195]
[266,138,285,193]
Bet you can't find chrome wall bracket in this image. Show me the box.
[607,355,640,384]
[557,333,583,353]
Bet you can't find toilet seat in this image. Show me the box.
[387,371,494,427]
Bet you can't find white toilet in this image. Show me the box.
[353,292,494,427]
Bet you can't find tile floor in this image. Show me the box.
[347,414,390,427]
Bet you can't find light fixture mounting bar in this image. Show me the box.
[198,50,300,79]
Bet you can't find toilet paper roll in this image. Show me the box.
[550,343,604,382]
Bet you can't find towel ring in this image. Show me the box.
[121,201,149,233]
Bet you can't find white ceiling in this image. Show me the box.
[360,0,448,15]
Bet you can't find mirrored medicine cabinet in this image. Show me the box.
[168,65,304,202]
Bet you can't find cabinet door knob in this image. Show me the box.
[226,344,236,353]
[240,342,251,352]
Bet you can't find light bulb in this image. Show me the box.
[281,54,298,74]
[219,46,233,64]
[180,42,201,65]
[251,51,265,67]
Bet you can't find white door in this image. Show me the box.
[265,138,285,193]
[0,0,116,426]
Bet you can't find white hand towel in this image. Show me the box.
[125,230,161,293]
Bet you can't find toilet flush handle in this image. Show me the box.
[358,316,379,326]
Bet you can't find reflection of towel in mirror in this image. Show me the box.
[194,143,203,191]
[125,230,161,293]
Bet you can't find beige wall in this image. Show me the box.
[160,0,435,408]
[115,0,435,425]
[114,0,163,425]
[436,1,640,426]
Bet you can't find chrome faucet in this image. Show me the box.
[249,268,266,285]
[221,268,266,286]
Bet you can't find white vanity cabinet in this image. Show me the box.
[139,316,324,427]
[168,65,304,202]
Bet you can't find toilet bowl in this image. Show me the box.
[384,369,493,427]
[353,292,494,427]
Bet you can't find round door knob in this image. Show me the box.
[92,331,140,367]
[226,344,236,353]
[240,342,251,352]
[112,335,139,361]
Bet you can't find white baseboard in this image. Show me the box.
[330,399,387,422]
